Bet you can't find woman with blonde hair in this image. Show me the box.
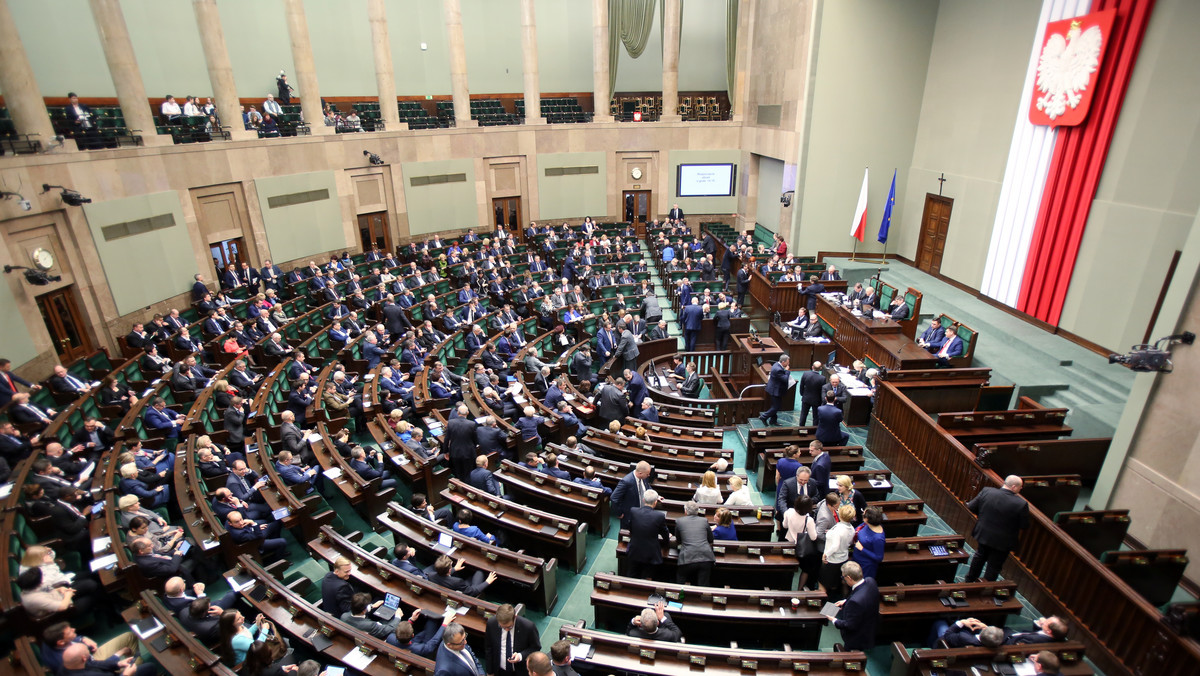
[19,544,104,614]
[213,379,237,409]
[819,503,858,601]
[633,426,647,440]
[724,474,753,506]
[692,470,723,504]
[836,474,868,525]
[712,507,738,540]
[608,420,626,437]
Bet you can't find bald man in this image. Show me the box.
[965,475,1030,582]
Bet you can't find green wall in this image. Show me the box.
[0,277,39,367]
[122,0,210,97]
[756,155,785,232]
[794,0,939,255]
[401,159,479,235]
[536,0,594,93]
[463,0,523,95]
[308,0,375,97]
[387,0,452,96]
[668,149,741,215]
[8,0,113,98]
[254,172,347,264]
[614,5,663,93]
[219,0,295,100]
[83,191,198,316]
[536,152,608,220]
[678,0,729,91]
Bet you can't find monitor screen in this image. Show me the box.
[826,350,837,366]
[677,163,736,197]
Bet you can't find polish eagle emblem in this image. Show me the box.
[1029,10,1114,127]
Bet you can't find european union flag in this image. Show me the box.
[878,170,896,244]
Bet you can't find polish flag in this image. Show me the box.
[850,168,868,242]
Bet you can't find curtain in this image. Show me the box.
[608,0,659,101]
[726,0,738,109]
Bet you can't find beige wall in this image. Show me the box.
[791,0,939,256]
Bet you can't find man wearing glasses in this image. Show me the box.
[435,623,484,676]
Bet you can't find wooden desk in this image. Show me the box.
[731,334,785,375]
[815,296,936,370]
[559,621,867,675]
[877,581,1022,642]
[376,503,558,612]
[495,458,611,536]
[615,530,799,589]
[122,591,237,676]
[589,572,827,648]
[890,641,1093,676]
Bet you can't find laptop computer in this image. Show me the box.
[372,592,402,621]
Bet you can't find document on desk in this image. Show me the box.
[341,647,376,671]
[820,602,840,620]
[569,642,594,661]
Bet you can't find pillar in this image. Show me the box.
[660,0,682,122]
[591,0,612,122]
[730,0,756,123]
[367,0,401,131]
[88,0,169,145]
[443,0,475,127]
[0,0,59,147]
[282,0,330,134]
[519,0,543,124]
[191,0,254,141]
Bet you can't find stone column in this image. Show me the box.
[367,0,401,131]
[660,0,682,122]
[591,0,612,122]
[191,0,254,140]
[0,0,59,147]
[730,0,756,123]
[88,0,169,145]
[519,0,543,124]
[282,0,330,134]
[442,0,475,127]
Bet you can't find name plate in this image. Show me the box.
[639,649,655,661]
[533,475,545,485]
[741,660,758,670]
[523,563,537,572]
[792,662,810,672]
[596,579,610,590]
[951,591,966,600]
[758,598,775,608]
[712,546,725,555]
[409,583,423,594]
[747,547,761,556]
[712,595,727,606]
[485,552,498,561]
[487,500,500,510]
[845,662,862,671]
[689,655,706,667]
[667,448,678,455]
[528,514,540,524]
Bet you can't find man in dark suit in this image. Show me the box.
[485,604,542,676]
[444,406,479,480]
[322,556,357,617]
[758,354,791,426]
[800,276,825,312]
[965,475,1030,582]
[435,623,484,676]
[821,265,841,281]
[776,466,821,526]
[798,361,826,426]
[821,374,849,407]
[130,536,195,586]
[667,204,684,221]
[815,391,849,446]
[916,318,947,353]
[593,379,629,428]
[934,326,965,367]
[615,323,639,373]
[626,490,670,580]
[222,397,250,449]
[713,302,732,350]
[735,264,752,307]
[428,555,496,597]
[833,561,879,650]
[610,461,652,529]
[571,345,594,384]
[679,298,704,352]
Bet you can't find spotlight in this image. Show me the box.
[41,184,91,206]
[0,191,31,211]
[363,150,384,166]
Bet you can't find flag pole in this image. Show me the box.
[880,167,895,265]
[851,239,858,262]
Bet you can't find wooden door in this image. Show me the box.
[357,212,392,253]
[210,237,248,274]
[491,197,521,238]
[36,287,93,362]
[916,194,953,274]
[623,190,651,226]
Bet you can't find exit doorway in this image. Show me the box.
[37,286,94,362]
[623,190,651,226]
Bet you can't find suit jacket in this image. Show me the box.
[594,385,629,423]
[617,330,639,360]
[967,486,1029,551]
[800,282,825,311]
[321,572,354,617]
[627,612,683,642]
[134,552,184,579]
[468,467,500,496]
[444,418,478,462]
[799,370,826,405]
[937,336,965,359]
[627,506,670,564]
[476,426,507,457]
[434,643,484,676]
[815,405,844,445]
[680,304,704,331]
[429,571,489,597]
[484,615,541,676]
[675,515,715,565]
[223,406,248,444]
[889,302,910,320]
[822,382,848,405]
[919,325,947,351]
[765,362,791,397]
[714,308,731,330]
[834,578,880,650]
[776,477,822,517]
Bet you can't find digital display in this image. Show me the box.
[677,164,736,197]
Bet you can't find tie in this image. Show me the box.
[67,375,85,390]
[505,629,513,670]
[636,478,645,504]
[29,406,50,422]
[3,372,14,391]
[938,341,950,358]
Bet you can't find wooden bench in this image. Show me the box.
[310,421,395,519]
[376,502,558,612]
[876,580,1022,642]
[756,445,866,492]
[1018,474,1082,518]
[1052,509,1131,558]
[582,428,733,472]
[494,459,611,536]
[121,590,238,676]
[614,530,798,589]
[559,619,867,675]
[1102,549,1189,607]
[933,312,979,368]
[442,478,588,572]
[973,438,1110,487]
[226,555,437,675]
[546,442,749,502]
[890,640,1092,676]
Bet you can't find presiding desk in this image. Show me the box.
[731,333,785,374]
[815,294,937,371]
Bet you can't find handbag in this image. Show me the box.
[794,515,818,558]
